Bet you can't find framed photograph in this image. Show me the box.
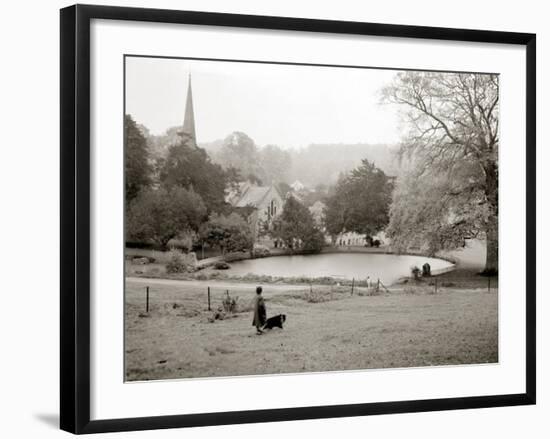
[60,4,536,434]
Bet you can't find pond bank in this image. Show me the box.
[127,245,460,286]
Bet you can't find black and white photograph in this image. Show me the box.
[124,56,499,381]
[1,0,545,436]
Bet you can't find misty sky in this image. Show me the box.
[125,56,404,149]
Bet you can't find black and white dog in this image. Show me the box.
[263,314,286,330]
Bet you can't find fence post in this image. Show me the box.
[146,286,149,313]
[310,284,313,294]
[488,277,491,293]
[377,278,380,293]
[207,286,211,311]
[435,278,438,294]
[351,278,355,296]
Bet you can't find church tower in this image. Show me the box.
[180,75,197,147]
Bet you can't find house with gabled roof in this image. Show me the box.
[226,182,284,247]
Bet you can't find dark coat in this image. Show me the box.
[252,295,266,327]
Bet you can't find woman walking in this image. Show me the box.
[252,286,266,335]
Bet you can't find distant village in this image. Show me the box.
[225,179,377,250]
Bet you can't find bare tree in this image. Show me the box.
[383,72,499,273]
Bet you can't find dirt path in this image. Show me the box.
[126,276,309,291]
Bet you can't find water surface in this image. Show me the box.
[227,253,453,285]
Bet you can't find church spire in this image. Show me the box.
[181,75,197,147]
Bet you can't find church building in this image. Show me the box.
[182,75,284,248]
[226,182,285,248]
[180,75,198,147]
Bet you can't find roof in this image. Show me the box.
[234,186,271,208]
[227,183,283,208]
[286,191,303,203]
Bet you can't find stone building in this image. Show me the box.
[226,182,285,248]
[336,231,368,246]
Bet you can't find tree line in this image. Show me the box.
[126,114,247,253]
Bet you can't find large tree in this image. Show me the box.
[159,136,228,212]
[324,159,393,241]
[259,144,292,184]
[126,187,207,248]
[383,72,499,273]
[199,212,254,254]
[145,126,183,160]
[271,196,325,253]
[215,132,262,181]
[387,166,487,256]
[125,115,152,203]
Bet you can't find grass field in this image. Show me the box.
[125,278,498,381]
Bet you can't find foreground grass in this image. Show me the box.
[125,279,497,381]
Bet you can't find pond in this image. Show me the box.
[226,252,454,285]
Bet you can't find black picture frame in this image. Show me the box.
[60,4,536,434]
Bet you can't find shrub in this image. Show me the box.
[126,186,206,249]
[222,291,239,313]
[167,232,194,253]
[373,239,381,248]
[200,212,254,254]
[214,261,231,270]
[302,288,332,303]
[252,245,271,258]
[410,265,421,280]
[166,249,186,273]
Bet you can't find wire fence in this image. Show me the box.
[134,275,498,315]
[398,276,498,294]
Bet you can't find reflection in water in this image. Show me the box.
[227,253,453,285]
